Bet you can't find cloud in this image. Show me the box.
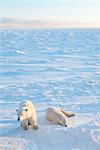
[0,18,100,29]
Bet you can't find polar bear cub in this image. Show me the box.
[46,107,75,127]
[16,100,38,130]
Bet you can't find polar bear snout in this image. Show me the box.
[65,124,68,127]
[18,117,20,121]
[17,113,24,121]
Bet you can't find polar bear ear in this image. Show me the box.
[16,109,18,112]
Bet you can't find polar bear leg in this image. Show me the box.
[33,125,38,130]
[60,110,75,117]
[28,118,38,130]
[32,120,38,130]
[21,120,28,130]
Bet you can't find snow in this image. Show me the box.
[0,111,100,150]
[0,29,100,149]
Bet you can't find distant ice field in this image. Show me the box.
[0,29,100,110]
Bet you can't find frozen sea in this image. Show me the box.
[0,29,100,150]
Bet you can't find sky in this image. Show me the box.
[0,0,100,27]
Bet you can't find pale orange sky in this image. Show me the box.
[0,0,100,28]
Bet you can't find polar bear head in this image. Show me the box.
[16,100,33,121]
[58,113,69,127]
[17,106,32,121]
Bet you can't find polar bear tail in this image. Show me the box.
[60,110,75,117]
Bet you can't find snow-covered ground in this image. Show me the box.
[0,29,100,149]
[0,109,100,150]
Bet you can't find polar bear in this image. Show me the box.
[16,100,38,130]
[46,107,75,127]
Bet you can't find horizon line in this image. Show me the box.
[0,18,100,29]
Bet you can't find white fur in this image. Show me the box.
[46,107,69,127]
[17,100,38,130]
